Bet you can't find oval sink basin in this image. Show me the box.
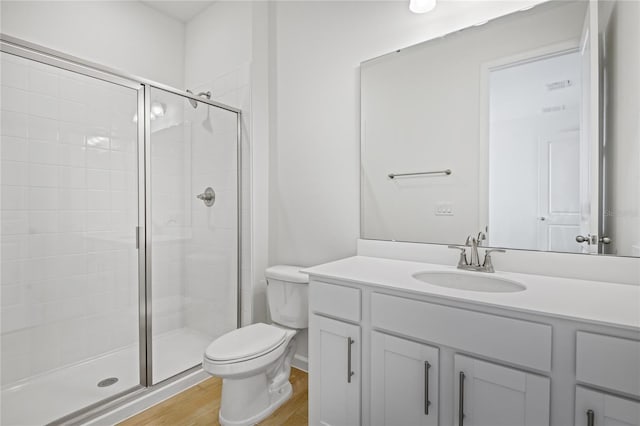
[412,271,526,293]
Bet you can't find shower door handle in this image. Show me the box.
[136,226,141,249]
[196,187,216,207]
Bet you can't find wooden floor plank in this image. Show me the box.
[118,369,308,426]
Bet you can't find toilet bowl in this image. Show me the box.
[203,265,308,426]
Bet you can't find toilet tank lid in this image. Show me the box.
[265,265,309,284]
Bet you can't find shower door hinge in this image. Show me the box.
[136,226,141,249]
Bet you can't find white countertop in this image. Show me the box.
[303,256,640,331]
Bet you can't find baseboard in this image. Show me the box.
[292,354,308,372]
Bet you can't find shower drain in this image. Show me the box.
[97,377,119,387]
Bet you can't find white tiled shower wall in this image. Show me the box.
[184,102,240,338]
[188,65,251,328]
[0,53,140,386]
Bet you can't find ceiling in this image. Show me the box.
[141,1,216,23]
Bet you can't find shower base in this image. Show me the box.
[1,328,211,426]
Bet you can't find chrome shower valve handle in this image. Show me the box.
[196,187,216,207]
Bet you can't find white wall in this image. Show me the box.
[270,0,544,268]
[0,1,185,88]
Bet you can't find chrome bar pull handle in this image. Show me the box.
[459,371,465,426]
[347,337,355,383]
[424,361,431,415]
[388,169,452,179]
[586,409,594,426]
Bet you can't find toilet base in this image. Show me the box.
[218,378,293,426]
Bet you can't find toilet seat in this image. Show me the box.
[203,325,297,379]
[205,323,288,364]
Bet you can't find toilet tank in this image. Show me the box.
[265,265,309,329]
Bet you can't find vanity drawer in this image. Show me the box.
[310,280,361,322]
[371,293,552,372]
[576,332,640,397]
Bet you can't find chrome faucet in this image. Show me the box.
[465,235,480,267]
[448,233,505,273]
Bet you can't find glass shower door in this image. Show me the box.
[0,52,141,424]
[148,87,239,383]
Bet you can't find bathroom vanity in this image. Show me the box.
[305,256,640,426]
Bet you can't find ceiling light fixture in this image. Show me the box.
[410,0,436,14]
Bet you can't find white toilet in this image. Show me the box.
[203,265,309,426]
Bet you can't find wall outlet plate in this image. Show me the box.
[435,202,454,216]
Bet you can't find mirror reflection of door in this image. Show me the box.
[487,48,586,253]
[536,131,583,253]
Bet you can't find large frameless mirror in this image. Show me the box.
[360,0,640,257]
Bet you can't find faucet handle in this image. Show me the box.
[482,248,505,272]
[448,245,469,267]
[484,248,506,255]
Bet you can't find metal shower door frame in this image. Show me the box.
[142,84,243,386]
[0,33,243,422]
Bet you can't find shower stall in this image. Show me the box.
[0,35,241,425]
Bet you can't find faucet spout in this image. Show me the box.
[465,235,480,267]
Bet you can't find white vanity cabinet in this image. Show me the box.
[371,332,439,426]
[309,281,362,426]
[454,354,550,426]
[309,314,361,426]
[306,262,640,426]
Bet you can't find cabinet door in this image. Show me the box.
[309,314,361,426]
[575,387,640,426]
[454,354,550,426]
[371,332,439,426]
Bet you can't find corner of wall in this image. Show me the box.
[266,0,280,268]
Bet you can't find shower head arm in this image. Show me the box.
[185,89,212,108]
